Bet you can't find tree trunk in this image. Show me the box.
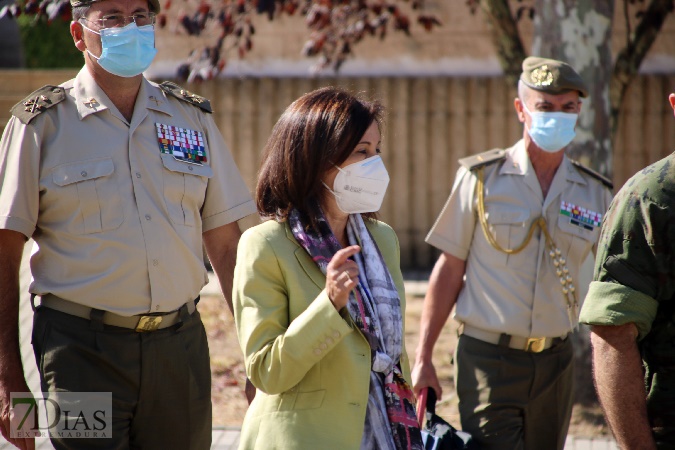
[532,0,614,177]
[531,0,615,409]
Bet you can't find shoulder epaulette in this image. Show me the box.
[458,148,506,171]
[159,81,212,113]
[11,85,66,125]
[570,160,613,190]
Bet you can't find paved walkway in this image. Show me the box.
[1,244,615,449]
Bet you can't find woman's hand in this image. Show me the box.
[326,245,360,310]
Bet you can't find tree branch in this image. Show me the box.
[479,0,527,87]
[609,0,674,138]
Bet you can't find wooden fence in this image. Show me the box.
[1,70,674,268]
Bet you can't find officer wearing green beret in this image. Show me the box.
[580,92,675,449]
[0,0,256,448]
[412,56,613,449]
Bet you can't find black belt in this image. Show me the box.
[34,294,197,332]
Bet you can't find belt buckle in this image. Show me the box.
[135,315,163,332]
[525,337,546,353]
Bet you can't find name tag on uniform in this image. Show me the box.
[155,123,207,165]
[560,200,602,231]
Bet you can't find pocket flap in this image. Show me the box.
[557,214,599,242]
[52,158,114,186]
[160,153,213,178]
[486,205,530,225]
[294,389,326,410]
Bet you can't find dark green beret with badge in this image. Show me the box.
[520,56,588,98]
[70,0,160,13]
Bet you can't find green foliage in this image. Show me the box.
[17,15,82,68]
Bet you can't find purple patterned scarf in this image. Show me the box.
[289,204,423,450]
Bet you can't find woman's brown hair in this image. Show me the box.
[255,86,384,225]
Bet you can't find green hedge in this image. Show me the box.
[18,15,82,68]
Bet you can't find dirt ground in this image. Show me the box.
[199,291,611,438]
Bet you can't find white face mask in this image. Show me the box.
[324,155,390,214]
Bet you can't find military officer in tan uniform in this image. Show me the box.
[0,0,256,448]
[412,57,613,450]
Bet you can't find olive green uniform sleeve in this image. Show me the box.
[580,161,675,341]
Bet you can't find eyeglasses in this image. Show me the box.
[81,12,156,29]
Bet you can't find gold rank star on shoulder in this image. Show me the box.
[23,95,49,113]
[179,89,205,104]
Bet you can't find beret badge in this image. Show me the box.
[530,65,554,87]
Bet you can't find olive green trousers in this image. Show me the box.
[455,334,574,450]
[32,305,212,450]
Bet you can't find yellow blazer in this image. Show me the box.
[233,218,412,449]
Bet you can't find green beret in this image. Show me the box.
[71,0,160,13]
[520,56,588,98]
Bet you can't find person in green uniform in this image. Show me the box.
[580,92,675,450]
[412,57,613,450]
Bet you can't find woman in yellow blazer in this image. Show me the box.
[233,87,423,449]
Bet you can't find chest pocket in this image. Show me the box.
[52,158,124,235]
[557,214,600,262]
[483,204,531,265]
[160,154,213,227]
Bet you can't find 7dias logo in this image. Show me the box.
[10,392,112,439]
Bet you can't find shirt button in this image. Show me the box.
[145,214,151,221]
[188,166,194,171]
[333,331,341,339]
[81,171,87,177]
[136,172,142,178]
[320,343,328,350]
[153,259,159,266]
[314,348,322,355]
[155,305,160,310]
[325,337,334,346]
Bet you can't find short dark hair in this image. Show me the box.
[256,86,384,226]
[72,5,90,21]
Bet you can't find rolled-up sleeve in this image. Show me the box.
[580,185,675,341]
[581,281,659,340]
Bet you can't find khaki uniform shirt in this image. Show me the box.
[0,68,256,315]
[426,140,613,338]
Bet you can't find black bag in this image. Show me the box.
[417,387,474,450]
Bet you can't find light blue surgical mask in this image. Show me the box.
[523,103,578,153]
[82,22,157,78]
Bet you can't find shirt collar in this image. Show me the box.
[143,81,173,117]
[74,67,112,120]
[564,157,587,186]
[73,68,173,120]
[499,139,529,176]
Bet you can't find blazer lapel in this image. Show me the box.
[284,218,390,292]
[285,225,326,290]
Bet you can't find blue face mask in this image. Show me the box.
[83,22,157,78]
[523,103,578,153]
